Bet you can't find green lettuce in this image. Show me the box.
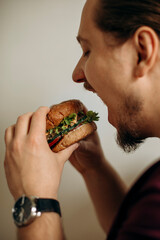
[47,111,99,135]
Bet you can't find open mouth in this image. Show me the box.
[84,82,96,93]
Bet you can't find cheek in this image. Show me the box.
[85,56,121,105]
[85,57,109,94]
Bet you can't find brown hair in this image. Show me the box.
[94,0,160,43]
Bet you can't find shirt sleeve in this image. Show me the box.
[117,181,160,240]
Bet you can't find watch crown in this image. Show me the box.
[37,211,41,217]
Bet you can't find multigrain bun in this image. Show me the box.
[46,99,98,152]
[46,100,84,130]
[53,122,96,152]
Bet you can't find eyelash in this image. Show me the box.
[83,50,90,57]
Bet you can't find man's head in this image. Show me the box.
[72,0,160,152]
[95,0,160,44]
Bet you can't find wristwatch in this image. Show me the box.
[12,195,61,227]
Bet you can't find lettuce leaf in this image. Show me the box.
[47,111,99,136]
[86,111,99,122]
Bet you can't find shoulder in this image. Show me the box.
[107,160,160,240]
[123,161,160,238]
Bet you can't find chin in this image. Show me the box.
[116,121,146,153]
[108,110,117,128]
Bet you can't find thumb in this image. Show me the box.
[58,143,80,163]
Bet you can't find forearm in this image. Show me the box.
[82,159,127,234]
[17,213,65,240]
[4,107,80,240]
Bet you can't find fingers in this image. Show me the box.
[5,125,15,147]
[58,143,80,163]
[29,106,50,136]
[5,106,49,145]
[14,112,33,138]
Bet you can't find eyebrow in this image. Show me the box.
[76,35,89,44]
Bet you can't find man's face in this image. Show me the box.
[72,0,147,152]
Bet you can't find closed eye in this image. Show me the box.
[83,50,90,57]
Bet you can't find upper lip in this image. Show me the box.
[84,81,96,93]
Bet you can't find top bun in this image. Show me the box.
[46,99,86,130]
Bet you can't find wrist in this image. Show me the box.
[12,195,61,227]
[81,156,107,178]
[22,189,58,201]
[17,212,64,240]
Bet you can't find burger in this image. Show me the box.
[46,99,99,152]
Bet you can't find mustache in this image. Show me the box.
[84,81,95,92]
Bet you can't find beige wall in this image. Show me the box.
[1,0,160,239]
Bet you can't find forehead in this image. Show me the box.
[78,0,98,36]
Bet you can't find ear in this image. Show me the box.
[133,26,159,78]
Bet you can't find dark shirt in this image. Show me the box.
[107,160,160,240]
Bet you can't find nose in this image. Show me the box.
[72,58,86,83]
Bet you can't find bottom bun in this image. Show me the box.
[52,122,97,152]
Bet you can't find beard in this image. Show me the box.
[116,123,144,153]
[84,80,146,152]
[116,95,146,153]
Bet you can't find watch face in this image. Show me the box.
[12,196,36,226]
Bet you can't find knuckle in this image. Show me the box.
[4,157,7,169]
[17,112,33,123]
[32,106,50,122]
[3,156,10,171]
[39,106,49,111]
[4,149,13,168]
[36,106,50,115]
[5,126,11,136]
[5,127,8,135]
[17,114,25,123]
[28,135,41,149]
[4,128,8,141]
[11,138,22,155]
[4,126,14,144]
[34,110,41,118]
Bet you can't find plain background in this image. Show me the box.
[1,0,160,239]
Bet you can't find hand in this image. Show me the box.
[4,107,79,200]
[69,131,106,175]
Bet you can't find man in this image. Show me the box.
[4,0,160,239]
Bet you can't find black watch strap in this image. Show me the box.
[36,198,61,217]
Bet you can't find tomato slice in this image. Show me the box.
[49,135,62,148]
[47,115,87,150]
